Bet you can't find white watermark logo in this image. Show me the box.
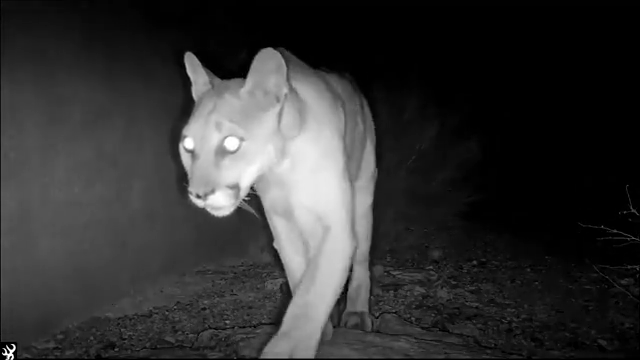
[1,343,17,360]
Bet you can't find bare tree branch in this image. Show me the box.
[586,260,639,303]
[619,184,638,217]
[579,186,639,303]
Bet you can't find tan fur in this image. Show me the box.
[180,48,377,358]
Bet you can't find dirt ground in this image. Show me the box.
[20,226,639,358]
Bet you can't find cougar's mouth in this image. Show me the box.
[189,182,258,218]
[204,203,238,218]
[188,183,242,218]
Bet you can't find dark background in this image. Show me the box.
[1,1,637,346]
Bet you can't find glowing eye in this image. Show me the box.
[182,136,195,152]
[222,135,242,153]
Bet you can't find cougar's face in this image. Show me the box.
[180,49,291,217]
[179,82,282,217]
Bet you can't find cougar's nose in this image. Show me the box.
[188,188,209,201]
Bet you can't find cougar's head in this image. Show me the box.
[179,48,302,217]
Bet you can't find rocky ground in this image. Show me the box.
[20,227,638,359]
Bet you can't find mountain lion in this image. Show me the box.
[179,47,377,358]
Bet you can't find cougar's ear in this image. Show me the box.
[242,48,288,106]
[184,52,221,101]
[278,92,303,139]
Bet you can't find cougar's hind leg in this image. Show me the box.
[340,174,375,332]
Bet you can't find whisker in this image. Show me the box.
[239,200,260,219]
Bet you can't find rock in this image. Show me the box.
[234,313,514,358]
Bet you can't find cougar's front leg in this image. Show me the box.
[267,212,334,340]
[266,213,306,298]
[261,179,355,358]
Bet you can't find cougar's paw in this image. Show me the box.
[340,311,374,332]
[260,333,317,359]
[260,334,291,359]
